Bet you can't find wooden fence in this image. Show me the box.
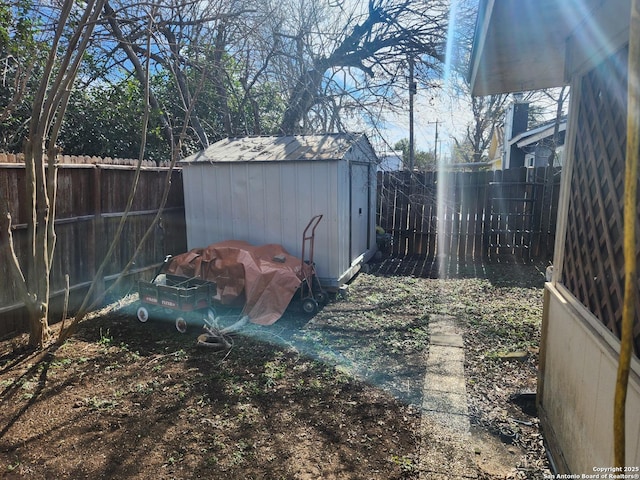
[0,163,186,339]
[376,167,561,264]
[0,161,562,338]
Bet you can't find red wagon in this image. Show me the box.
[135,215,327,333]
[136,266,217,333]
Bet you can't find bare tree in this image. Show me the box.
[100,1,174,149]
[0,0,106,348]
[99,0,257,150]
[535,86,570,167]
[453,92,508,162]
[276,0,448,134]
[57,63,209,344]
[64,0,449,150]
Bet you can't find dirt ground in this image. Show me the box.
[0,259,551,479]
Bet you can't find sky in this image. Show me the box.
[355,0,477,161]
[379,86,474,161]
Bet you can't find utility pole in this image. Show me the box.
[409,57,416,171]
[434,120,439,164]
[426,120,440,165]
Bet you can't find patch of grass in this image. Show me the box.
[390,454,417,473]
[230,440,252,466]
[172,349,188,362]
[164,451,183,466]
[431,277,543,352]
[20,380,37,393]
[262,352,287,389]
[98,328,113,347]
[6,459,20,472]
[235,402,261,423]
[50,358,73,369]
[104,362,123,372]
[0,260,549,479]
[119,343,141,361]
[84,396,118,411]
[134,381,159,395]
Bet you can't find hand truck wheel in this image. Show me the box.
[315,290,328,305]
[301,298,318,315]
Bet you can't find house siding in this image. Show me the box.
[541,284,640,473]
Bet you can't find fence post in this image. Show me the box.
[531,166,546,260]
[482,170,494,261]
[426,171,436,259]
[89,165,105,299]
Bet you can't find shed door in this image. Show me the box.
[350,162,371,262]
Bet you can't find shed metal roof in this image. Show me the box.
[181,133,371,164]
[469,0,604,96]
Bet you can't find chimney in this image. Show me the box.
[503,99,529,169]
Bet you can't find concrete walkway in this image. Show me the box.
[419,315,477,479]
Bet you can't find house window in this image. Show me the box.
[525,154,535,168]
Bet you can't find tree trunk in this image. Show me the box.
[211,22,233,136]
[279,67,325,134]
[25,137,53,348]
[27,309,50,348]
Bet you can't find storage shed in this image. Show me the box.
[179,133,378,289]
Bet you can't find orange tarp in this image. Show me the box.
[165,240,310,325]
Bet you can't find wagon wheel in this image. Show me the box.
[175,317,188,333]
[301,298,318,315]
[136,306,150,323]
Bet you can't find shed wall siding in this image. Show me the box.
[542,284,640,473]
[182,160,352,284]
